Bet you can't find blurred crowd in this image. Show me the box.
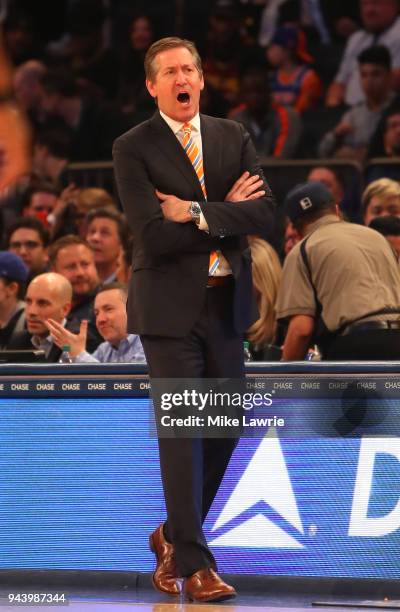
[6,0,400,163]
[1,0,400,362]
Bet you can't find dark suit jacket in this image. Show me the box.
[68,291,103,353]
[8,319,81,363]
[113,111,275,337]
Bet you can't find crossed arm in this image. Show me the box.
[157,171,266,223]
[113,125,274,256]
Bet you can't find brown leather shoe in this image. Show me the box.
[184,567,236,602]
[149,523,181,595]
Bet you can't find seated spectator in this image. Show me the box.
[199,80,230,118]
[52,187,117,241]
[116,235,133,285]
[319,46,395,161]
[0,252,28,349]
[36,71,129,161]
[86,208,129,284]
[267,25,323,113]
[21,183,59,226]
[3,8,43,65]
[229,69,302,158]
[307,166,345,209]
[48,235,102,352]
[246,237,282,361]
[77,189,117,235]
[117,14,155,120]
[366,106,400,180]
[0,176,32,233]
[32,120,74,187]
[362,177,400,224]
[297,104,349,158]
[326,0,400,107]
[13,60,47,117]
[283,219,301,257]
[8,272,75,362]
[7,217,50,278]
[46,0,119,99]
[202,2,263,109]
[306,166,363,221]
[369,215,400,257]
[368,92,400,153]
[383,108,400,156]
[258,0,359,48]
[45,283,145,363]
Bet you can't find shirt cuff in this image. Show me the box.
[198,211,209,232]
[74,351,99,363]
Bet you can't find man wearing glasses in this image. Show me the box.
[6,217,50,279]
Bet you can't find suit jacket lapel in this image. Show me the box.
[200,114,222,202]
[149,112,204,200]
[47,342,61,363]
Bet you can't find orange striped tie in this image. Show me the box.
[182,122,219,275]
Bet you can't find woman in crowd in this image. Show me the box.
[246,237,283,360]
[362,178,400,226]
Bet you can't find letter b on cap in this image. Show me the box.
[300,197,312,211]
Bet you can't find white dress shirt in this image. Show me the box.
[31,318,68,358]
[159,110,231,276]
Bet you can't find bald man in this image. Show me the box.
[8,272,77,362]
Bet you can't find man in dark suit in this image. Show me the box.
[113,37,275,603]
[9,271,75,362]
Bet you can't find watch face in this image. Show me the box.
[191,202,201,216]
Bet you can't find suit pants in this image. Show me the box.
[141,282,244,577]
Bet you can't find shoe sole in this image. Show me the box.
[184,591,237,603]
[186,591,237,603]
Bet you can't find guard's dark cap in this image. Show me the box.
[284,181,334,222]
[0,251,28,283]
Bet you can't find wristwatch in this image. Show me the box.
[188,201,201,225]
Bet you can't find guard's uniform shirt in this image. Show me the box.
[277,215,400,332]
[276,215,400,360]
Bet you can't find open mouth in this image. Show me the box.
[177,92,190,104]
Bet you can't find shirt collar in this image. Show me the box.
[159,110,201,137]
[102,271,118,286]
[109,334,130,351]
[31,318,68,350]
[31,334,52,356]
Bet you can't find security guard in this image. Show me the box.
[277,181,400,360]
